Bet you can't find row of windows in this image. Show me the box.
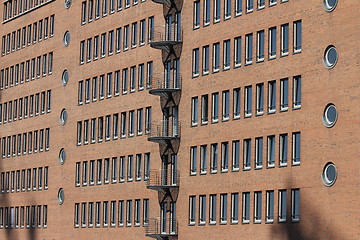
[0,52,53,91]
[78,61,153,105]
[79,16,154,64]
[81,0,147,25]
[0,205,47,229]
[193,0,289,29]
[189,132,300,174]
[191,76,301,126]
[0,90,51,125]
[1,14,54,56]
[192,20,302,76]
[75,153,150,186]
[1,128,50,159]
[189,189,299,226]
[0,167,49,194]
[76,107,152,145]
[2,0,54,22]
[74,199,149,228]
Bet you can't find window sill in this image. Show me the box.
[268,110,276,115]
[267,165,275,169]
[293,50,302,55]
[265,220,274,224]
[244,114,252,118]
[254,166,262,170]
[209,221,216,225]
[220,221,227,225]
[210,170,217,174]
[292,162,300,166]
[188,222,196,226]
[221,169,228,173]
[279,164,287,168]
[243,167,251,171]
[253,220,262,224]
[293,106,301,110]
[280,108,288,112]
[242,221,250,224]
[256,112,264,116]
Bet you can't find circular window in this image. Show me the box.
[322,104,338,128]
[322,163,337,186]
[58,148,66,164]
[57,188,65,205]
[61,70,69,86]
[63,31,70,47]
[323,46,338,69]
[64,0,72,8]
[323,0,338,12]
[60,109,67,125]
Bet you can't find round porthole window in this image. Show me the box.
[60,109,67,125]
[61,70,69,86]
[322,163,337,186]
[323,0,338,12]
[57,188,65,205]
[323,46,338,69]
[64,0,72,9]
[63,31,70,47]
[322,104,338,128]
[58,148,66,164]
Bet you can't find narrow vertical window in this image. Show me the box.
[257,30,265,62]
[224,0,231,19]
[256,83,264,115]
[231,193,239,223]
[199,195,206,224]
[221,142,229,171]
[220,193,228,223]
[123,25,129,50]
[293,75,301,109]
[214,0,220,22]
[291,189,300,222]
[126,200,132,226]
[255,137,263,168]
[280,78,288,111]
[210,143,218,173]
[243,139,251,169]
[191,97,198,126]
[189,196,196,224]
[222,90,230,120]
[294,20,302,53]
[204,0,210,25]
[212,92,219,122]
[135,154,142,180]
[278,190,287,222]
[74,203,80,227]
[80,41,85,64]
[118,200,124,226]
[246,0,253,12]
[213,42,220,72]
[268,81,276,113]
[127,155,133,181]
[201,94,208,124]
[77,122,82,145]
[134,199,140,226]
[143,199,149,226]
[81,1,87,24]
[245,34,253,64]
[223,40,230,69]
[245,85,252,117]
[232,140,240,170]
[266,190,274,222]
[254,191,262,223]
[200,145,207,173]
[193,1,200,28]
[209,194,217,223]
[202,45,209,74]
[269,27,276,59]
[192,48,199,77]
[292,132,300,165]
[140,19,146,45]
[242,192,250,223]
[281,24,289,56]
[131,22,137,48]
[280,134,288,166]
[233,88,241,119]
[190,146,197,175]
[258,0,265,9]
[267,135,275,167]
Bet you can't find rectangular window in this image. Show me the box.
[103,201,109,226]
[111,157,117,182]
[257,30,265,61]
[270,0,277,6]
[213,42,220,72]
[89,160,95,185]
[119,156,125,182]
[268,81,276,113]
[280,78,288,111]
[193,0,200,28]
[204,0,210,25]
[210,143,218,173]
[233,88,241,119]
[245,34,253,64]
[279,190,287,222]
[104,158,110,183]
[231,193,239,223]
[280,134,288,166]
[95,202,101,227]
[144,153,150,180]
[108,30,114,55]
[291,189,300,222]
[209,194,217,223]
[293,76,301,109]
[74,203,80,227]
[189,196,196,224]
[101,33,106,57]
[232,140,240,170]
[242,192,250,223]
[130,66,136,92]
[221,142,229,171]
[143,199,149,226]
[190,146,197,175]
[192,48,199,77]
[131,22,137,47]
[294,20,302,53]
[256,83,264,115]
[134,199,141,226]
[200,95,208,124]
[94,35,99,59]
[110,201,116,226]
[202,45,209,74]
[200,145,207,173]
[234,37,241,67]
[254,191,262,222]
[214,0,220,22]
[148,16,154,42]
[223,40,230,69]
[281,24,289,56]
[75,162,81,186]
[129,110,134,136]
[191,97,198,126]
[269,27,276,59]
[118,200,124,226]
[267,135,275,167]
[212,92,219,122]
[135,154,142,180]
[87,38,92,62]
[80,41,85,64]
[224,0,231,19]
[255,137,263,168]
[122,68,128,94]
[98,116,104,142]
[126,200,132,226]
[89,0,94,21]
[292,132,301,165]
[82,161,88,185]
[138,64,145,90]
[123,25,129,50]
[81,202,87,227]
[220,193,228,223]
[127,155,133,181]
[137,108,143,135]
[199,195,206,224]
[97,159,102,184]
[243,139,251,169]
[145,107,152,134]
[266,190,274,222]
[222,90,230,120]
[81,1,87,24]
[77,122,82,145]
[246,0,253,12]
[140,19,146,45]
[258,0,265,8]
[245,85,252,117]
